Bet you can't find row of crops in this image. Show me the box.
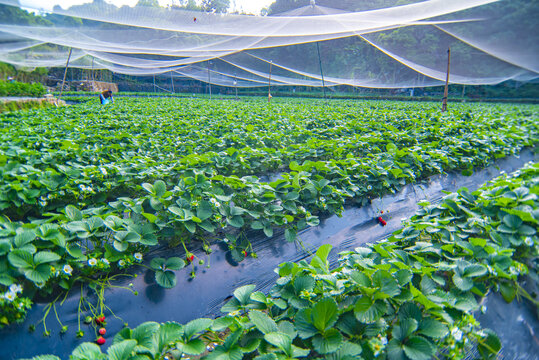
[0,98,537,358]
[23,161,539,360]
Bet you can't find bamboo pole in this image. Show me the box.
[268,60,273,102]
[58,47,73,100]
[207,61,212,100]
[442,47,451,112]
[234,75,238,100]
[316,42,327,102]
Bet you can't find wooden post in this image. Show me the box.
[234,75,238,100]
[58,47,72,100]
[442,47,451,112]
[207,61,212,100]
[268,60,273,102]
[316,42,327,102]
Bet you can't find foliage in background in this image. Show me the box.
[24,162,539,360]
[0,80,46,97]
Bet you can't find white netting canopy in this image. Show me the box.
[0,0,537,88]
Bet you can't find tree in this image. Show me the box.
[201,0,230,13]
[136,0,160,7]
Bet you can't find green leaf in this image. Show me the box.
[452,273,473,291]
[284,228,296,243]
[264,332,292,355]
[131,322,160,350]
[233,284,256,305]
[312,328,343,354]
[312,244,332,266]
[165,257,185,270]
[184,318,212,340]
[254,355,278,360]
[387,339,406,360]
[142,212,158,223]
[14,230,36,248]
[65,205,83,221]
[107,339,137,360]
[329,341,363,359]
[221,298,241,313]
[477,329,502,358]
[295,309,318,339]
[227,216,244,228]
[150,257,165,270]
[418,318,449,339]
[177,338,206,355]
[354,297,386,324]
[395,269,413,286]
[8,249,33,268]
[197,201,214,221]
[294,276,315,293]
[26,356,62,360]
[398,303,422,323]
[499,282,517,303]
[155,322,183,353]
[393,318,418,341]
[503,214,522,230]
[249,310,278,335]
[24,264,51,283]
[155,270,176,288]
[312,297,339,332]
[153,180,166,197]
[71,342,104,360]
[251,221,264,230]
[142,182,154,194]
[403,336,435,360]
[463,264,487,278]
[33,251,61,265]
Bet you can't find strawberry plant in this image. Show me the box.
[20,162,538,360]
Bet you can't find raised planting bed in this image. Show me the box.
[12,161,539,360]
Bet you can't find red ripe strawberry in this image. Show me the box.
[376,217,387,226]
[99,328,106,335]
[187,254,194,262]
[96,315,106,324]
[97,336,106,345]
[243,250,247,257]
[380,210,384,214]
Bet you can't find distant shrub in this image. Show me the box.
[0,80,46,97]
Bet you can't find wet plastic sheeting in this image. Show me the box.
[1,149,537,359]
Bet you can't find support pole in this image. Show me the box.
[91,57,95,83]
[170,70,175,95]
[58,47,72,100]
[153,75,156,94]
[268,60,273,102]
[316,42,327,102]
[442,47,451,112]
[234,75,238,101]
[207,61,212,100]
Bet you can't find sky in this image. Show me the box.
[20,0,276,14]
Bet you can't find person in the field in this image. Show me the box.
[99,90,114,105]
